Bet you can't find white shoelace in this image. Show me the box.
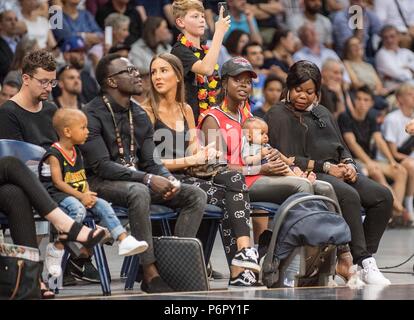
[242,270,257,284]
[245,247,259,260]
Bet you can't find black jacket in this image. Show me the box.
[80,95,171,182]
[265,102,354,173]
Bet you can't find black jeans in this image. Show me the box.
[181,170,251,265]
[0,157,57,248]
[88,176,207,266]
[317,173,393,265]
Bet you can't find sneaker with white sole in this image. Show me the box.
[118,235,148,256]
[45,243,64,277]
[229,270,262,288]
[231,247,261,272]
[361,257,391,285]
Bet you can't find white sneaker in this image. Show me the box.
[361,257,391,286]
[45,243,64,277]
[118,235,148,256]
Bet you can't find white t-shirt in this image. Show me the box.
[375,0,414,33]
[22,16,49,49]
[377,109,414,160]
[287,13,333,45]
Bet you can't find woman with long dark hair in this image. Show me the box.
[142,53,260,287]
[265,60,393,285]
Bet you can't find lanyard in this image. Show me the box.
[102,95,136,167]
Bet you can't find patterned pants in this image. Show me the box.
[181,169,251,264]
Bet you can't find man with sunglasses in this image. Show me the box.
[80,54,207,293]
[0,49,59,149]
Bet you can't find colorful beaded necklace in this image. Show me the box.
[178,34,220,114]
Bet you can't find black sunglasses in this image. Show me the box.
[108,66,140,78]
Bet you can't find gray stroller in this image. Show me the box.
[260,193,352,288]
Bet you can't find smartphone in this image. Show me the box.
[104,26,113,46]
[217,1,229,18]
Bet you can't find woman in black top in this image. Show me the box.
[265,60,393,285]
[143,53,260,287]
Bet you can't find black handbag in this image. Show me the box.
[0,244,42,300]
[153,236,209,292]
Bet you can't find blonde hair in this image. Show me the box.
[396,82,414,98]
[53,108,86,137]
[172,0,204,19]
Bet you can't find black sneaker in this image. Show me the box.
[231,247,260,272]
[141,276,174,293]
[228,270,263,288]
[62,264,77,287]
[69,257,101,283]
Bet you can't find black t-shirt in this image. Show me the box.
[171,41,205,122]
[337,110,379,158]
[0,100,58,149]
[40,144,87,203]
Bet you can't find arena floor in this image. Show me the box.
[36,227,414,301]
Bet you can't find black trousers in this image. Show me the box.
[0,157,57,248]
[316,173,393,265]
[181,170,251,265]
[89,177,207,266]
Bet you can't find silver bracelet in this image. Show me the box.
[323,161,331,174]
[247,165,252,176]
[145,174,153,188]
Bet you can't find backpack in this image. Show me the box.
[261,193,351,288]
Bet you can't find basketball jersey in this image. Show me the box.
[199,105,261,188]
[40,143,87,203]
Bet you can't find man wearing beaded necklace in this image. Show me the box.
[171,0,230,123]
[80,54,207,293]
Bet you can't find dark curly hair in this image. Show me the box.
[22,49,56,76]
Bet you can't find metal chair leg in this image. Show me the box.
[120,256,132,278]
[125,255,140,290]
[85,220,111,296]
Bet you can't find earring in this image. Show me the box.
[286,90,291,103]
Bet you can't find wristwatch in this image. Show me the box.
[323,161,332,174]
[144,174,153,188]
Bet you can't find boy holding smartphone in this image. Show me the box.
[171,0,231,123]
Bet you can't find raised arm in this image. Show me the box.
[191,7,231,75]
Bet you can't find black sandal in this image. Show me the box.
[59,221,106,249]
[40,281,55,299]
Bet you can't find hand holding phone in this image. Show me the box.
[218,2,229,18]
[216,1,231,35]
